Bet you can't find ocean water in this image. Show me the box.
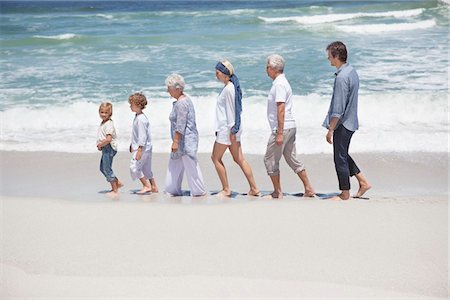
[0,0,448,154]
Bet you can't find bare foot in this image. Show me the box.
[117,181,124,189]
[137,187,152,195]
[149,178,158,193]
[263,191,283,199]
[248,188,261,197]
[303,189,316,197]
[329,193,350,201]
[193,192,208,197]
[106,191,119,199]
[355,183,372,198]
[217,190,232,197]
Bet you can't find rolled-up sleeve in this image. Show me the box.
[137,119,148,146]
[330,76,349,119]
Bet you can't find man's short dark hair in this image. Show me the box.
[326,41,347,63]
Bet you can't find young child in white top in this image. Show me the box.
[97,102,123,198]
[128,92,158,194]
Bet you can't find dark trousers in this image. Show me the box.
[333,124,360,190]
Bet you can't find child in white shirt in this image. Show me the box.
[97,102,123,198]
[128,92,158,194]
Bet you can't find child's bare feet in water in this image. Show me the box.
[106,179,122,198]
[150,178,158,193]
[106,191,119,198]
[117,180,124,189]
[137,187,152,195]
[136,177,154,194]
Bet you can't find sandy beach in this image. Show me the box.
[0,151,448,298]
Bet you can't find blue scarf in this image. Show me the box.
[215,62,242,134]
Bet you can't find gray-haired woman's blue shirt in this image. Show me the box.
[169,96,199,160]
[322,63,359,132]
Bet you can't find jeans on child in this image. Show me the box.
[100,144,117,182]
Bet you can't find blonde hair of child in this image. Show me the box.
[128,92,147,109]
[99,102,113,116]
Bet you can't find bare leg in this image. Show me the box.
[354,172,372,197]
[211,142,231,197]
[106,179,120,198]
[297,170,315,197]
[149,178,159,193]
[137,177,152,194]
[229,140,260,196]
[267,174,283,199]
[117,179,124,189]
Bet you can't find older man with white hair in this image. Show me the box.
[264,54,315,199]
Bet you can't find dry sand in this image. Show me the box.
[0,151,448,298]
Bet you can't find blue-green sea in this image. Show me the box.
[1,0,448,154]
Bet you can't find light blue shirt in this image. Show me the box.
[323,63,359,132]
[169,96,199,160]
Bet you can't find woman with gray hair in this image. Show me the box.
[164,73,206,197]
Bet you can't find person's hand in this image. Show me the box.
[97,144,102,151]
[275,132,283,146]
[136,149,142,161]
[171,141,179,153]
[326,130,333,144]
[230,133,236,143]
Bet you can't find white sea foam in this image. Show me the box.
[1,62,86,85]
[157,8,257,18]
[33,33,79,40]
[0,93,447,154]
[338,19,436,34]
[96,14,114,20]
[258,8,424,25]
[191,80,223,89]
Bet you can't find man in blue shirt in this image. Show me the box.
[323,41,371,200]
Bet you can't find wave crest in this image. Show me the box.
[33,33,79,40]
[258,8,424,25]
[95,13,114,20]
[338,19,436,34]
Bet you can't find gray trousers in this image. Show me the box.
[264,128,305,177]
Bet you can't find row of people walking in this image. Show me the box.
[97,41,371,201]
